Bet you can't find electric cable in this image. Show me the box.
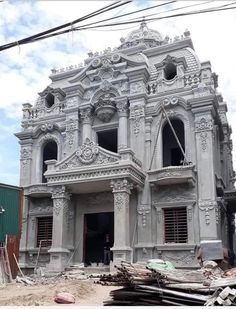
[0,0,131,51]
[0,1,235,51]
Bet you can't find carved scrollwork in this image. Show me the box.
[114,192,129,212]
[40,123,54,132]
[80,107,92,123]
[20,147,32,160]
[162,96,179,107]
[53,199,69,216]
[76,138,99,164]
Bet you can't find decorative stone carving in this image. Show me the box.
[110,178,133,193]
[80,107,92,123]
[137,206,150,227]
[200,131,208,151]
[38,133,60,147]
[184,73,201,86]
[130,81,145,94]
[53,199,68,216]
[52,186,70,200]
[76,138,99,164]
[116,99,128,114]
[130,105,145,135]
[58,139,120,170]
[114,192,129,212]
[195,117,213,132]
[66,97,79,108]
[198,200,217,225]
[29,198,53,214]
[94,93,116,122]
[40,123,54,132]
[187,205,193,221]
[162,96,179,107]
[20,147,32,160]
[159,251,195,266]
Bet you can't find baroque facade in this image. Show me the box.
[16,22,235,271]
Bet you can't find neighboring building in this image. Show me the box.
[15,22,235,272]
[0,183,23,278]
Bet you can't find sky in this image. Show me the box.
[0,0,236,186]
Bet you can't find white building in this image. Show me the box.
[16,22,235,272]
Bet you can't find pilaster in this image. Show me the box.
[194,111,218,239]
[64,108,79,156]
[115,96,129,150]
[47,186,71,271]
[80,106,93,142]
[19,195,30,267]
[20,143,33,186]
[110,179,133,264]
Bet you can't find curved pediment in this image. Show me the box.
[55,138,120,171]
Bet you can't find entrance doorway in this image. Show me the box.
[84,212,114,266]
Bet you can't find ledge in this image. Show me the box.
[155,244,196,251]
[148,164,196,186]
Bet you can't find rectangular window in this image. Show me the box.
[36,217,53,247]
[164,207,187,243]
[97,129,118,153]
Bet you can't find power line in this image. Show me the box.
[0,0,131,51]
[31,1,235,41]
[0,1,236,51]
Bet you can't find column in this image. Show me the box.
[48,186,71,271]
[20,143,33,186]
[115,97,128,150]
[194,110,218,240]
[144,116,153,170]
[110,179,133,264]
[19,195,29,268]
[80,106,92,142]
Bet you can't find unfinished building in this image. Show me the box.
[15,22,235,272]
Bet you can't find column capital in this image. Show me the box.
[52,185,71,200]
[115,97,129,116]
[110,178,133,194]
[80,106,93,124]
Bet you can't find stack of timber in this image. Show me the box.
[98,261,236,306]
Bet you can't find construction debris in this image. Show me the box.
[97,261,236,306]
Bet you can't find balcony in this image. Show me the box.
[44,139,145,192]
[148,164,196,187]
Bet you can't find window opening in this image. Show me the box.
[164,207,187,243]
[163,119,185,167]
[42,141,57,183]
[164,63,177,80]
[37,216,53,247]
[45,93,55,108]
[97,129,118,153]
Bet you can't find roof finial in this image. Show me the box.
[140,16,147,29]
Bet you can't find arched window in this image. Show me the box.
[163,119,185,167]
[42,141,57,183]
[45,93,55,108]
[164,62,177,80]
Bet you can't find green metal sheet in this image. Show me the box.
[0,185,21,242]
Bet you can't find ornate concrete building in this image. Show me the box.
[16,22,235,272]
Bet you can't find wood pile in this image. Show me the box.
[96,261,236,306]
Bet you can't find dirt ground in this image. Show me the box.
[0,278,117,306]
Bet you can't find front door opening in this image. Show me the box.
[84,212,114,266]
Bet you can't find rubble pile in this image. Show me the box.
[97,261,236,306]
